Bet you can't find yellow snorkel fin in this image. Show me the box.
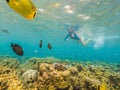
[6,0,36,19]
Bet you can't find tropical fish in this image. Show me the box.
[48,43,52,50]
[11,43,23,56]
[6,0,36,19]
[0,29,9,34]
[97,83,107,90]
[39,40,42,48]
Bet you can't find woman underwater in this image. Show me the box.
[64,25,93,46]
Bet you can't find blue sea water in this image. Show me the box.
[0,0,120,63]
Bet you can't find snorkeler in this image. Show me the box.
[64,25,92,46]
[64,28,80,41]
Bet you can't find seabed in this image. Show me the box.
[0,56,120,90]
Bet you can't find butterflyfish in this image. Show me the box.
[6,0,36,19]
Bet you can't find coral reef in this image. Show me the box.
[109,73,120,89]
[0,58,19,69]
[0,67,24,90]
[54,63,67,71]
[0,56,120,90]
[0,78,8,90]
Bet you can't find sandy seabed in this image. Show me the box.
[0,56,120,90]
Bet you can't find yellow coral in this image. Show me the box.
[48,85,56,90]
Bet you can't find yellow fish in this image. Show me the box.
[6,0,36,19]
[97,83,107,90]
